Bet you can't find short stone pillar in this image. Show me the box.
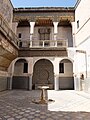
[54,75,59,90]
[84,78,89,92]
[28,75,32,90]
[74,76,81,91]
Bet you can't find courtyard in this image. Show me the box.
[0,90,90,120]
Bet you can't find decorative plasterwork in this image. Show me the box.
[14,16,31,22]
[0,38,18,56]
[0,36,18,69]
[13,10,75,22]
[59,16,74,22]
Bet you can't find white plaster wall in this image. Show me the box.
[74,52,86,77]
[71,22,75,47]
[75,0,90,79]
[75,20,90,46]
[75,0,90,46]
[9,57,33,76]
[10,57,73,78]
[75,38,90,78]
[13,57,61,76]
[59,62,73,77]
[75,0,90,31]
[65,63,73,76]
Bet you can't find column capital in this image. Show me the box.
[30,22,35,34]
[53,22,59,26]
[30,22,35,26]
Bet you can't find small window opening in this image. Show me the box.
[23,63,28,73]
[59,63,64,73]
[77,20,79,29]
[18,33,22,38]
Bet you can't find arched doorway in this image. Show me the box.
[32,59,54,89]
[59,59,74,90]
[12,59,29,90]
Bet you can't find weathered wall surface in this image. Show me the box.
[0,0,16,91]
[0,0,13,28]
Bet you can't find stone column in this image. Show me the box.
[71,22,76,47]
[54,75,59,90]
[84,78,89,92]
[74,76,81,91]
[53,22,59,40]
[30,22,35,47]
[9,75,13,90]
[28,74,32,90]
[8,61,15,90]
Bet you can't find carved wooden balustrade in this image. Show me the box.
[17,38,68,48]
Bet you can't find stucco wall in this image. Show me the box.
[13,57,73,77]
[75,0,90,46]
[75,0,90,79]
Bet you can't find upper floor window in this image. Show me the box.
[38,28,50,40]
[38,28,51,46]
[77,20,79,29]
[18,33,22,38]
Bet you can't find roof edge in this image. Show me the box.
[75,0,81,9]
[14,7,75,12]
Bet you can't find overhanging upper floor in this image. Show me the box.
[0,15,18,71]
[13,7,75,22]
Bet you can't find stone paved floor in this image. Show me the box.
[0,90,90,120]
